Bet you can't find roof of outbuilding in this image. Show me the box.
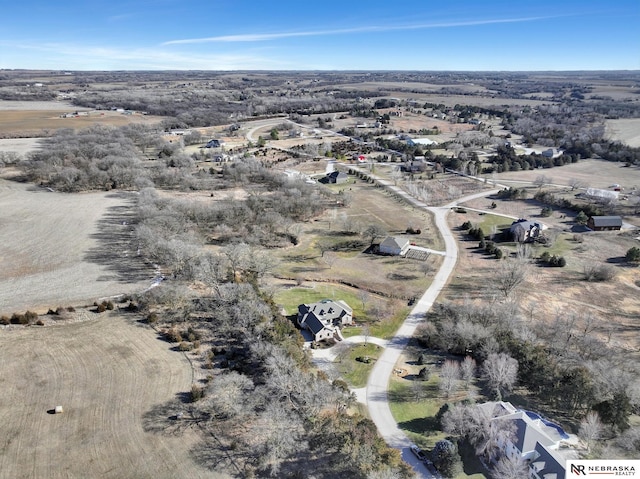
[380,236,410,249]
[327,171,347,178]
[590,215,623,226]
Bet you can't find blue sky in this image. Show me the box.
[1,0,638,71]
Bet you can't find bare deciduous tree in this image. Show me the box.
[202,371,255,419]
[367,467,404,479]
[569,178,586,191]
[441,403,470,437]
[322,251,339,269]
[439,360,460,398]
[579,411,603,453]
[482,352,518,400]
[491,455,529,479]
[465,405,517,462]
[461,356,477,389]
[533,174,552,188]
[493,257,530,299]
[362,224,387,246]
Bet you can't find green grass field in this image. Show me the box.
[335,343,383,387]
[388,364,488,479]
[275,284,410,339]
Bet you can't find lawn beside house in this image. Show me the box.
[388,350,489,479]
[335,343,383,387]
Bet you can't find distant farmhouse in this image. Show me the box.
[377,235,433,261]
[541,148,562,158]
[297,300,353,342]
[205,139,225,148]
[322,171,349,184]
[400,157,429,173]
[587,215,623,231]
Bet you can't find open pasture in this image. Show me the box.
[0,109,163,138]
[606,118,640,148]
[494,158,640,192]
[0,180,152,315]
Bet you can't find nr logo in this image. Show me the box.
[571,464,586,475]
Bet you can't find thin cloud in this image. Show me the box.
[162,16,554,45]
[0,41,287,70]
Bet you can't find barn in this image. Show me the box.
[587,216,623,231]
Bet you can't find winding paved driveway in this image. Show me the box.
[240,117,505,476]
[346,167,501,477]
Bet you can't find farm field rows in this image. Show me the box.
[0,315,217,479]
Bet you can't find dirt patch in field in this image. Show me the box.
[0,179,154,315]
[0,100,78,111]
[0,138,43,156]
[0,314,218,479]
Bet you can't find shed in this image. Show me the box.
[326,171,348,184]
[587,216,622,231]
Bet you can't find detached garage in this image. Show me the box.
[379,236,411,256]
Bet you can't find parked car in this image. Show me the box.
[410,444,427,462]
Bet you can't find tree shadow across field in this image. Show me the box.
[84,192,153,284]
[142,399,203,436]
[398,416,440,436]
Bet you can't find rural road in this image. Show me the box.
[347,166,500,478]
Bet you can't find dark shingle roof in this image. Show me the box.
[531,442,565,479]
[304,313,327,335]
[590,216,622,227]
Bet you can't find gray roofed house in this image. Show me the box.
[478,401,573,479]
[297,299,353,342]
[530,442,566,479]
[510,219,546,243]
[205,139,224,148]
[325,171,348,184]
